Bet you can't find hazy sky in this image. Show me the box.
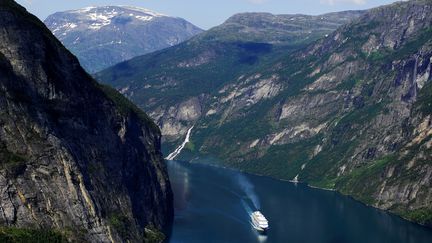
[16,0,398,29]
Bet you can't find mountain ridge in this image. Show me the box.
[97,0,432,227]
[195,10,365,44]
[44,5,203,73]
[96,9,364,143]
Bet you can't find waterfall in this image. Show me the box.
[165,126,194,160]
[292,174,299,183]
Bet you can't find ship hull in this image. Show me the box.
[250,211,269,233]
[251,224,268,234]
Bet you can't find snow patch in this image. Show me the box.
[135,15,154,21]
[87,12,111,29]
[52,23,78,34]
[119,6,166,17]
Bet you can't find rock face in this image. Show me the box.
[96,10,363,143]
[44,6,203,73]
[97,0,432,227]
[0,1,172,242]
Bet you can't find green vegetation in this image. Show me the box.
[335,156,396,204]
[415,77,432,115]
[0,143,27,176]
[199,11,362,45]
[338,102,383,126]
[0,227,67,243]
[387,28,432,61]
[367,28,432,63]
[97,40,292,111]
[144,226,165,243]
[0,145,26,167]
[400,207,432,227]
[184,140,195,152]
[109,213,167,242]
[334,77,360,91]
[367,48,392,62]
[99,84,160,133]
[344,156,394,182]
[95,10,360,112]
[108,213,131,240]
[95,0,432,229]
[249,138,320,179]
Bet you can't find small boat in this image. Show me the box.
[251,211,269,233]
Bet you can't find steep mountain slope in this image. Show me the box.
[96,10,363,141]
[0,1,172,242]
[97,0,432,227]
[44,6,203,73]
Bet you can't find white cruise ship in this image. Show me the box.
[251,211,269,233]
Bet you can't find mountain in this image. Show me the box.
[0,1,172,242]
[97,0,432,227]
[96,10,363,141]
[44,6,203,73]
[202,11,365,44]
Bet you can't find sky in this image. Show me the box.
[16,0,398,29]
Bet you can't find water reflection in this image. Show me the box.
[167,160,432,243]
[168,160,190,210]
[257,234,268,243]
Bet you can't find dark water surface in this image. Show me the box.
[167,160,432,243]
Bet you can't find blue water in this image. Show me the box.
[167,160,432,243]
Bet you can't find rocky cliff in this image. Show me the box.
[97,0,432,227]
[96,10,363,143]
[44,6,203,73]
[0,1,172,242]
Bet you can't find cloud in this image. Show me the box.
[320,0,367,5]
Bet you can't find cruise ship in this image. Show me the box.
[251,211,269,233]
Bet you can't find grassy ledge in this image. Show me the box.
[0,227,67,243]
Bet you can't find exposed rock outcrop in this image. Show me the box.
[0,1,172,241]
[96,10,364,143]
[97,0,432,227]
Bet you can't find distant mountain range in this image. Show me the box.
[44,6,203,73]
[97,1,432,228]
[201,11,365,44]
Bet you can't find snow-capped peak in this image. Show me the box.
[118,6,167,17]
[54,6,167,31]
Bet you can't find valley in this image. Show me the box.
[1,0,431,241]
[97,0,432,228]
